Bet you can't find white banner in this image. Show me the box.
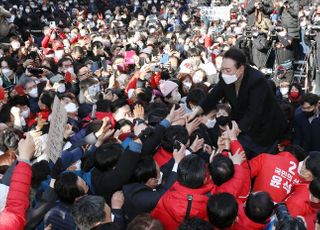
[45,96,68,163]
[199,6,231,21]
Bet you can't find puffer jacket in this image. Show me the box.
[151,182,213,229]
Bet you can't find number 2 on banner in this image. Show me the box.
[288,161,297,175]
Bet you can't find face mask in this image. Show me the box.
[67,67,74,74]
[216,116,230,127]
[65,102,78,113]
[222,72,238,85]
[28,87,38,98]
[88,84,100,97]
[193,74,203,84]
[171,92,181,104]
[21,108,31,119]
[183,81,192,90]
[184,45,189,51]
[42,7,47,11]
[55,50,65,60]
[11,42,20,50]
[206,118,216,128]
[88,14,93,19]
[2,68,13,78]
[289,91,299,98]
[303,111,315,118]
[57,84,66,93]
[280,87,289,96]
[147,0,152,4]
[25,9,31,14]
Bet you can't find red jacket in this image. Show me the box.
[125,71,161,95]
[153,147,172,168]
[0,162,32,230]
[285,182,317,217]
[211,140,251,203]
[229,204,267,230]
[249,151,300,202]
[151,182,213,230]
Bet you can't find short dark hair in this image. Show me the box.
[94,143,123,171]
[209,154,234,186]
[207,193,238,229]
[310,177,320,200]
[58,57,73,67]
[177,154,206,189]
[133,156,157,183]
[186,88,206,109]
[54,172,85,204]
[31,160,50,188]
[127,214,163,230]
[72,195,106,230]
[0,104,12,124]
[301,93,319,106]
[161,125,189,152]
[223,47,247,68]
[39,91,56,109]
[245,192,274,224]
[306,152,320,178]
[284,145,307,162]
[178,218,213,230]
[11,95,30,107]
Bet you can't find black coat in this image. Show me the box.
[122,171,177,221]
[92,148,140,204]
[200,66,286,146]
[252,33,271,69]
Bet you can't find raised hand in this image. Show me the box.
[166,105,185,124]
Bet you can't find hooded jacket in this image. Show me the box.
[151,182,213,230]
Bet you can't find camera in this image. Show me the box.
[27,67,44,76]
[174,140,183,150]
[305,24,320,39]
[269,26,284,40]
[244,26,252,39]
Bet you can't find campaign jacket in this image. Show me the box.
[229,204,268,230]
[151,182,213,230]
[249,151,300,202]
[211,140,251,203]
[0,161,32,230]
[153,147,173,168]
[285,182,317,217]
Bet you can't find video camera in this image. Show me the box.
[270,26,284,40]
[305,24,320,39]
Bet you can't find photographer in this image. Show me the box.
[251,28,271,69]
[273,203,307,230]
[246,0,273,31]
[278,0,300,59]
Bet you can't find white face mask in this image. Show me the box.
[21,108,31,119]
[206,118,216,128]
[65,102,78,113]
[280,87,289,96]
[2,68,13,78]
[57,84,66,93]
[67,67,74,74]
[171,91,181,104]
[11,42,21,50]
[193,74,203,84]
[222,72,238,85]
[28,87,38,98]
[183,81,192,90]
[88,84,100,97]
[55,50,65,60]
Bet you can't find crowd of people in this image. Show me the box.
[0,0,319,229]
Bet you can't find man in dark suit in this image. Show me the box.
[188,47,287,158]
[293,93,320,152]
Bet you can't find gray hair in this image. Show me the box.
[72,195,106,230]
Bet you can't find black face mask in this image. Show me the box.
[216,116,231,127]
[303,111,315,118]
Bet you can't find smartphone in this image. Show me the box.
[174,140,182,150]
[49,21,56,28]
[160,53,170,65]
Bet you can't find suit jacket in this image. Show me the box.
[200,65,286,146]
[123,171,177,221]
